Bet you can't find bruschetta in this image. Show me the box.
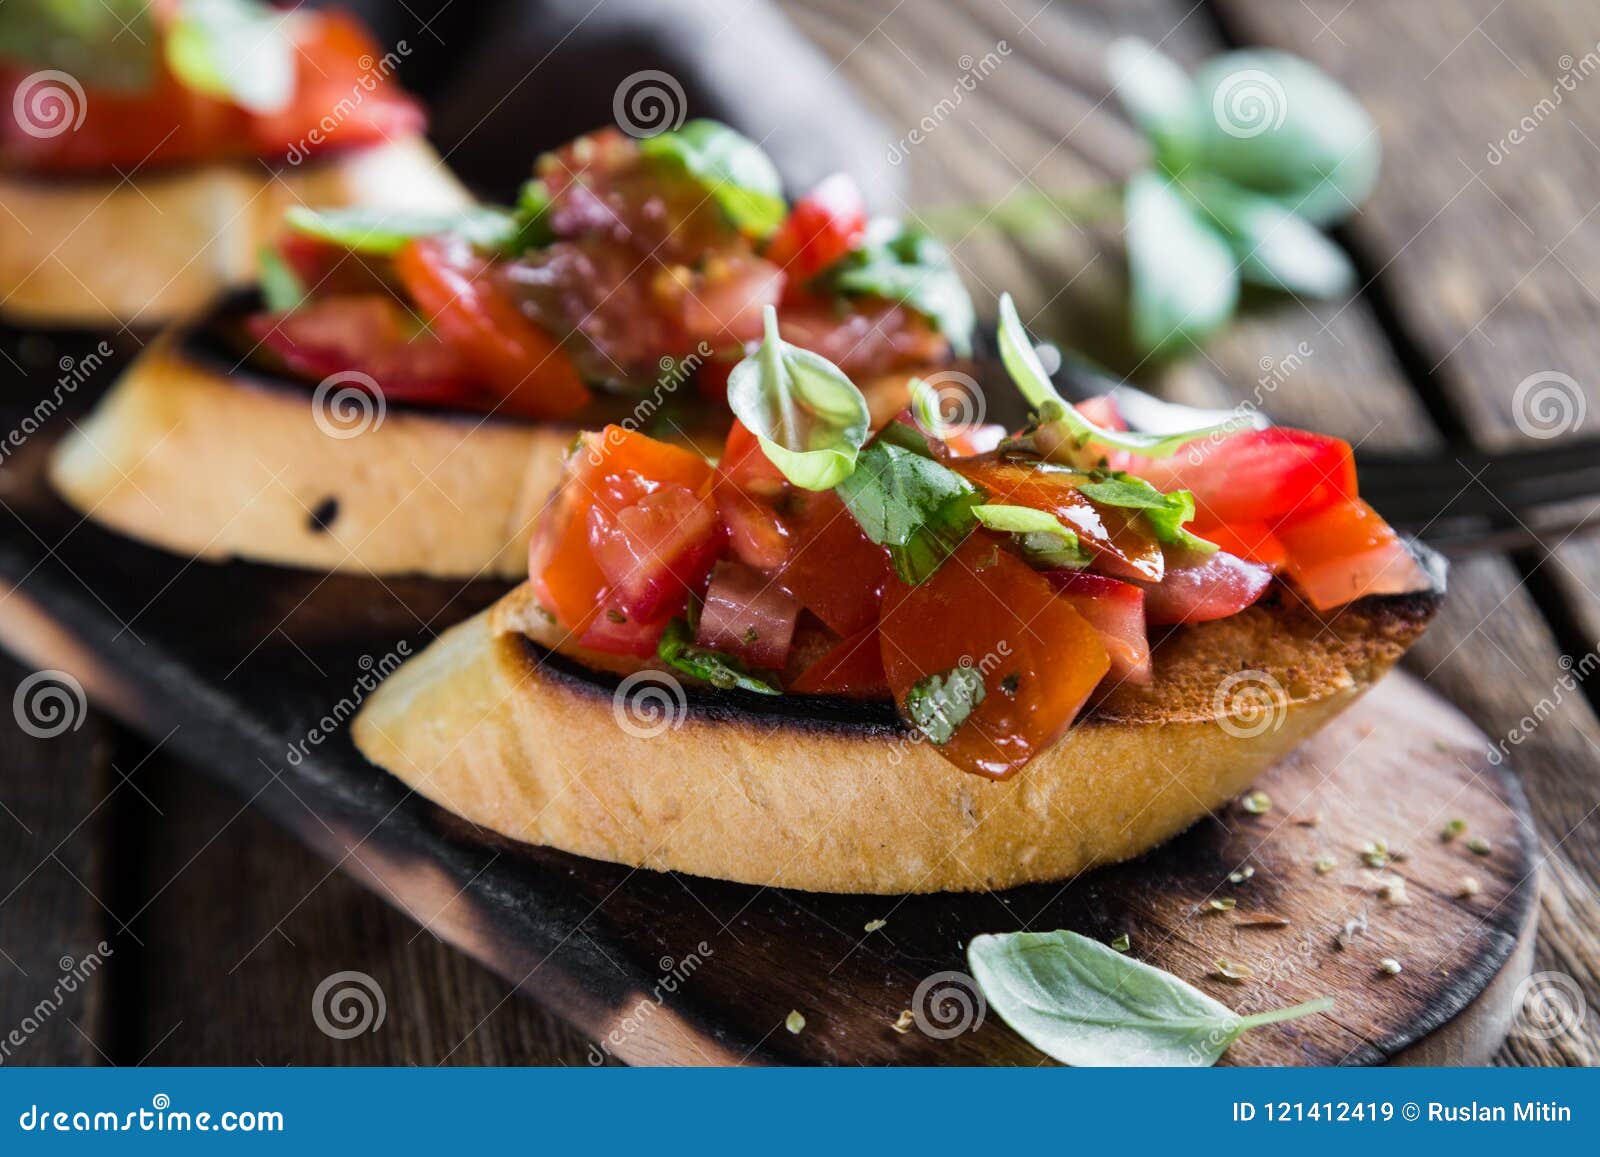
[49,121,974,577]
[351,297,1442,893]
[0,1,465,328]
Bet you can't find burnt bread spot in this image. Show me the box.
[308,496,339,533]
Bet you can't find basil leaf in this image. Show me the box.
[906,666,985,745]
[1105,37,1199,173]
[972,504,1092,568]
[1191,49,1379,227]
[968,929,1334,1067]
[639,119,786,237]
[995,293,1228,457]
[908,377,946,439]
[727,307,870,491]
[1077,477,1217,553]
[821,222,975,356]
[283,205,520,256]
[511,178,556,250]
[256,245,306,312]
[165,0,295,115]
[1125,171,1239,355]
[0,0,155,89]
[657,620,780,695]
[835,439,982,583]
[1181,174,1354,298]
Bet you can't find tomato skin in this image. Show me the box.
[1276,498,1432,611]
[587,485,723,625]
[790,627,888,698]
[393,237,589,420]
[1131,428,1358,527]
[1138,550,1273,625]
[696,561,801,669]
[767,173,868,285]
[1192,520,1287,571]
[1043,571,1151,685]
[778,490,890,637]
[880,536,1109,779]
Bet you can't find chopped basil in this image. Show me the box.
[906,666,986,745]
[1076,476,1217,553]
[0,0,155,90]
[818,222,975,356]
[511,178,556,249]
[996,293,1228,457]
[165,0,296,114]
[282,205,521,256]
[656,620,781,695]
[967,929,1334,1067]
[972,504,1093,569]
[256,245,307,312]
[727,307,871,491]
[834,439,982,583]
[639,119,786,237]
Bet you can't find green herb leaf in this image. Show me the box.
[256,245,306,312]
[1181,174,1355,298]
[995,293,1228,457]
[728,307,871,491]
[819,222,975,356]
[835,439,982,583]
[908,377,946,439]
[1190,49,1379,227]
[0,0,156,90]
[165,0,295,114]
[282,205,520,256]
[1105,37,1199,173]
[1125,171,1240,355]
[906,666,986,745]
[656,620,781,695]
[972,504,1092,568]
[511,178,556,250]
[967,929,1334,1067]
[639,119,786,237]
[1076,477,1217,553]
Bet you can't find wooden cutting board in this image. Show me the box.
[0,366,1537,1065]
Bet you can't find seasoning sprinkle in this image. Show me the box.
[864,918,887,933]
[1228,866,1256,884]
[1467,836,1493,856]
[1241,790,1272,815]
[1335,915,1367,951]
[891,1009,915,1034]
[1441,818,1467,842]
[1360,839,1391,869]
[1378,958,1403,976]
[1234,914,1292,929]
[1378,878,1411,906]
[1314,855,1338,876]
[1207,897,1238,912]
[1213,958,1254,982]
[1457,875,1481,898]
[785,1010,806,1034]
[1110,933,1131,952]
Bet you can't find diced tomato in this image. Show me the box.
[247,296,477,400]
[715,483,790,571]
[767,173,868,285]
[578,604,671,658]
[879,535,1109,779]
[1043,571,1151,685]
[393,236,590,420]
[951,456,1166,582]
[1129,428,1358,528]
[1192,521,1287,571]
[1276,498,1432,612]
[778,490,891,637]
[719,421,787,495]
[790,627,889,698]
[588,485,723,625]
[696,561,801,669]
[1138,549,1273,625]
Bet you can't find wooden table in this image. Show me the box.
[2,0,1595,1066]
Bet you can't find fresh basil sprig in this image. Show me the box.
[256,245,306,312]
[996,294,1227,456]
[818,222,975,356]
[639,119,786,237]
[1076,477,1217,554]
[657,620,780,695]
[968,929,1334,1067]
[0,0,155,90]
[835,439,983,584]
[165,0,296,114]
[282,205,521,256]
[727,307,871,492]
[906,666,985,745]
[972,504,1092,569]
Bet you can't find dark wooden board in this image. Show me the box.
[0,390,1537,1063]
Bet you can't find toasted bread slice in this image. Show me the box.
[0,137,467,329]
[48,307,918,578]
[351,579,1440,894]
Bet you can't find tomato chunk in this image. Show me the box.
[1130,428,1358,527]
[1138,550,1273,625]
[696,562,801,669]
[1191,521,1287,571]
[588,485,723,625]
[790,628,889,698]
[778,490,890,637]
[1043,571,1151,685]
[1276,498,1432,611]
[879,536,1109,779]
[767,173,868,285]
